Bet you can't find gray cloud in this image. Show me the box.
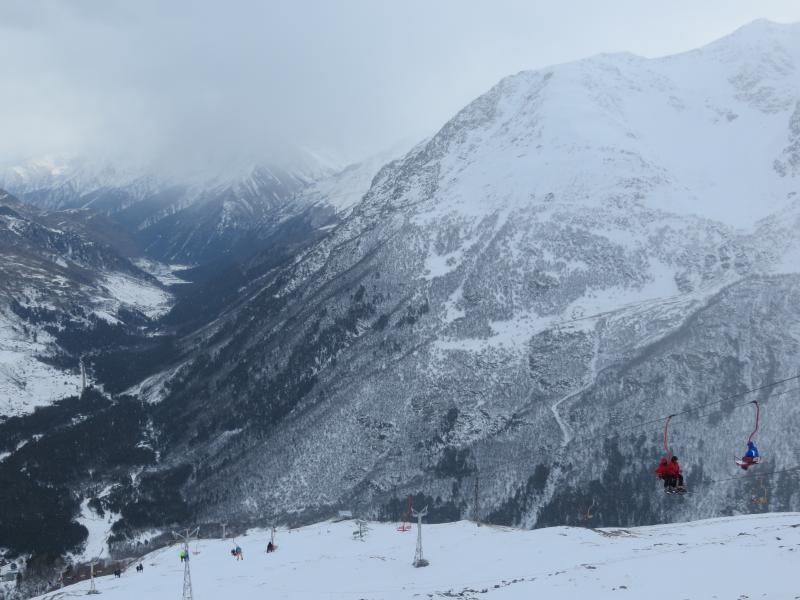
[2,0,800,173]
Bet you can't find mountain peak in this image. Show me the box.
[700,18,800,57]
[733,18,800,34]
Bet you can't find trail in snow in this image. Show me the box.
[550,331,602,449]
[545,273,747,450]
[550,387,583,448]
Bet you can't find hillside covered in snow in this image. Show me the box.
[0,151,343,265]
[128,19,800,531]
[4,20,800,595]
[22,513,800,600]
[0,190,175,415]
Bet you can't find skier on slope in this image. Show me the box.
[738,441,760,470]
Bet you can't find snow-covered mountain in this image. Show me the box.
[0,151,340,264]
[0,190,173,416]
[3,19,800,583]
[16,514,800,600]
[296,139,421,217]
[135,19,800,530]
[0,143,413,415]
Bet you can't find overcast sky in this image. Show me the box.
[2,0,800,174]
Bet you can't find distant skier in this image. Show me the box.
[231,546,243,560]
[180,550,189,563]
[738,441,760,470]
[136,563,144,573]
[266,541,276,553]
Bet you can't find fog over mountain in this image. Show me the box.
[2,0,800,172]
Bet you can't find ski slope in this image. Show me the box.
[36,513,800,600]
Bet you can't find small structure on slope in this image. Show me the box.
[412,506,429,568]
[172,528,199,600]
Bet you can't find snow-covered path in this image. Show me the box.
[35,513,800,600]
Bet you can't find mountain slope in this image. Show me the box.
[131,20,800,531]
[0,190,173,416]
[0,154,338,264]
[20,513,800,600]
[4,20,800,567]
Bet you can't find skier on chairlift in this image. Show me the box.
[735,401,762,470]
[656,415,686,494]
[738,440,760,470]
[656,455,686,493]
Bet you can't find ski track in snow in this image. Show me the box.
[31,513,800,600]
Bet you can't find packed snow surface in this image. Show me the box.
[38,513,800,599]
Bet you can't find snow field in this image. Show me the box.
[38,513,800,600]
[0,312,81,417]
[99,273,172,319]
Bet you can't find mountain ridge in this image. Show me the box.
[2,21,800,581]
[143,20,800,530]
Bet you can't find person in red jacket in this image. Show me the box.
[655,457,670,481]
[666,456,685,492]
[656,456,686,493]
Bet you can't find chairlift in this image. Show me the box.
[655,415,687,494]
[663,414,673,457]
[735,401,762,470]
